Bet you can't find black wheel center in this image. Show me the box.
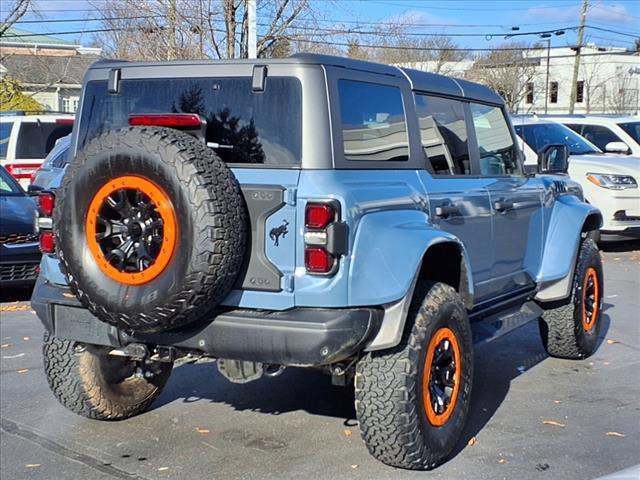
[429,339,457,416]
[94,188,165,273]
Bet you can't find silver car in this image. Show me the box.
[29,134,70,192]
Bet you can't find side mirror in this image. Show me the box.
[605,141,630,154]
[538,144,569,174]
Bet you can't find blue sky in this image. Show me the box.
[10,0,640,51]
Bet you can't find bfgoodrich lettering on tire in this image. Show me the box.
[55,127,247,333]
[355,282,473,470]
[538,238,603,359]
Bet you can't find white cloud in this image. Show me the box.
[382,9,458,27]
[524,2,636,26]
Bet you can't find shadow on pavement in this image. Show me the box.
[599,239,640,253]
[0,284,34,303]
[153,312,611,460]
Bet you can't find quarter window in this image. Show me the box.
[580,125,621,151]
[470,103,520,176]
[338,80,409,162]
[415,95,471,175]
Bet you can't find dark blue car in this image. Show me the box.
[0,165,39,285]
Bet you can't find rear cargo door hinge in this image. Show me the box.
[284,188,297,206]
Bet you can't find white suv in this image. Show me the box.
[0,113,74,187]
[514,117,640,240]
[552,116,640,157]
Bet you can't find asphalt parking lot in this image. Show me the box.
[1,241,639,480]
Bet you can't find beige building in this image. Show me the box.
[0,28,101,113]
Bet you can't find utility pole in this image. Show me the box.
[569,0,588,114]
[247,0,257,58]
[544,38,551,114]
[167,0,177,60]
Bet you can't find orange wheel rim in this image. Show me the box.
[85,175,177,286]
[581,267,599,332]
[422,327,461,427]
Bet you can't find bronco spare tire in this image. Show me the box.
[55,127,247,333]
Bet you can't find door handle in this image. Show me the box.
[435,205,461,218]
[493,200,514,212]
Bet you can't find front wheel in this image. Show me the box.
[43,332,172,420]
[355,282,473,470]
[538,238,603,359]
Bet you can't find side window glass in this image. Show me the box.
[415,95,470,175]
[470,103,520,176]
[51,147,69,168]
[580,125,620,150]
[338,79,409,162]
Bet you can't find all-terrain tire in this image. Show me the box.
[355,282,473,470]
[538,238,603,359]
[43,332,172,420]
[55,127,247,333]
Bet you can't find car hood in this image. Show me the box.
[568,153,640,176]
[0,195,36,235]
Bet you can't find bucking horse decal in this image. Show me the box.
[269,220,289,246]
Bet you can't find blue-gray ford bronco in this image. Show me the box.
[32,54,604,470]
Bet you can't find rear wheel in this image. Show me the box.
[355,282,473,470]
[43,332,172,420]
[538,238,603,359]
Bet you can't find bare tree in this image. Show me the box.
[466,43,537,113]
[608,69,639,115]
[0,0,31,36]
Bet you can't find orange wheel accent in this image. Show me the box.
[581,267,599,332]
[85,175,177,286]
[422,327,461,427]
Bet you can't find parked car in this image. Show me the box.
[552,115,640,156]
[514,116,640,241]
[32,55,604,470]
[29,134,71,192]
[0,112,74,187]
[0,165,40,285]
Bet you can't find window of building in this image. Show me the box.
[526,82,534,104]
[62,96,80,113]
[470,103,520,176]
[550,82,558,104]
[415,94,470,175]
[576,81,584,103]
[338,79,409,162]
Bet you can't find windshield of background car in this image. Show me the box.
[514,122,599,155]
[0,167,23,196]
[77,77,302,166]
[0,122,13,159]
[618,121,640,145]
[15,122,73,159]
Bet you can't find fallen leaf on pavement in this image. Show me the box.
[3,353,25,359]
[1,344,11,348]
[158,467,169,471]
[22,337,30,341]
[607,339,619,345]
[606,432,625,437]
[468,437,477,446]
[498,459,507,464]
[351,464,359,469]
[343,429,352,437]
[553,400,562,404]
[16,369,29,374]
[604,362,610,366]
[196,427,210,434]
[25,464,40,468]
[543,420,565,427]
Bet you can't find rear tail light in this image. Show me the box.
[304,202,347,275]
[38,192,55,216]
[305,204,334,230]
[39,231,55,253]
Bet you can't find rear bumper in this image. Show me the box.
[31,276,382,367]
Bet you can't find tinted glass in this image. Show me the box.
[15,122,73,159]
[618,121,640,144]
[514,122,599,155]
[415,95,470,175]
[470,103,519,175]
[51,145,70,168]
[338,80,409,162]
[78,78,302,166]
[0,167,22,196]
[580,125,621,150]
[0,122,13,159]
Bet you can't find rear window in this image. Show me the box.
[618,121,640,145]
[78,77,302,166]
[15,122,73,159]
[1,122,13,159]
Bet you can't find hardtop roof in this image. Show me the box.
[87,53,504,106]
